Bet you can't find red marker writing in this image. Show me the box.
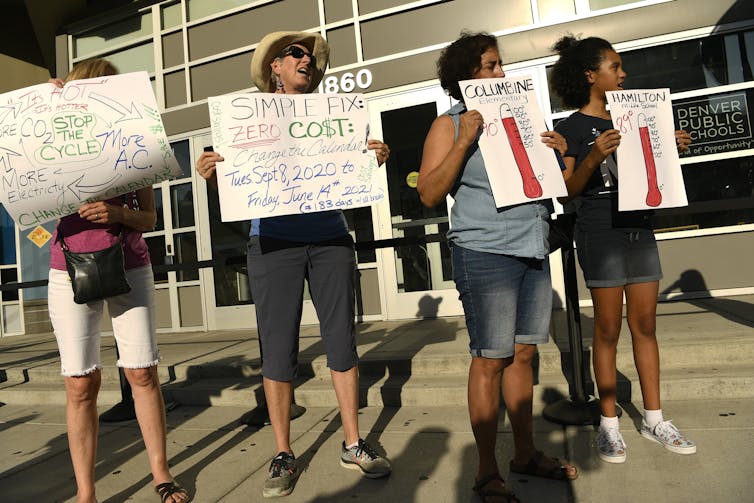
[638,113,662,207]
[499,103,542,198]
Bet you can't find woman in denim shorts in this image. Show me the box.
[418,32,578,503]
[551,35,696,464]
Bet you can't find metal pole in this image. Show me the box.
[99,343,136,423]
[543,216,620,425]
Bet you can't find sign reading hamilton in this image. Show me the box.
[673,91,752,157]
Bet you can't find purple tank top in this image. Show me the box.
[49,194,151,271]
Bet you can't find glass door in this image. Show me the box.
[144,138,205,331]
[0,206,23,336]
[367,86,463,319]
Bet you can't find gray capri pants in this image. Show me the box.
[247,235,358,382]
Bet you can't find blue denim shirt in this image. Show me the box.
[444,103,549,259]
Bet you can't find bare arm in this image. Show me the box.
[417,111,483,208]
[77,187,156,231]
[559,129,621,203]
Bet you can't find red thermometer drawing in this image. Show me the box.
[638,113,662,207]
[499,103,542,198]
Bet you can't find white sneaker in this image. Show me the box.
[641,420,696,454]
[597,426,627,463]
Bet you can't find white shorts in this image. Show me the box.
[48,265,159,376]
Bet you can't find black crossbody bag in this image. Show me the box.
[57,195,135,305]
[58,225,132,304]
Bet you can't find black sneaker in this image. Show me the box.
[263,451,298,498]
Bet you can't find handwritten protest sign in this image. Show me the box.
[0,72,182,230]
[459,76,566,208]
[607,89,688,211]
[207,92,386,221]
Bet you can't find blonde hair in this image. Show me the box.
[65,58,119,82]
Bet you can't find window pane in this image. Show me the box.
[207,185,252,306]
[548,29,754,113]
[105,43,155,74]
[186,0,255,20]
[1,268,19,301]
[589,0,637,9]
[0,205,16,265]
[154,188,164,231]
[171,183,195,228]
[74,13,153,57]
[2,304,22,333]
[175,232,199,281]
[145,234,167,283]
[654,155,754,231]
[622,30,754,94]
[345,207,375,263]
[170,140,191,180]
[161,2,183,29]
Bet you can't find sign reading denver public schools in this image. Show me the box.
[673,89,753,157]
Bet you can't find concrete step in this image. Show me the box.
[2,361,753,408]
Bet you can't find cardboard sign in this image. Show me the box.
[0,72,182,229]
[459,76,567,208]
[607,89,688,210]
[207,92,387,221]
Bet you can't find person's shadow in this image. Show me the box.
[291,294,458,488]
[310,427,451,502]
[661,269,754,328]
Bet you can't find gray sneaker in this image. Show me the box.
[641,420,696,454]
[340,439,392,478]
[597,426,627,463]
[263,451,298,498]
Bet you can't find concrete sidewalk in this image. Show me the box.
[1,399,752,502]
[1,295,753,501]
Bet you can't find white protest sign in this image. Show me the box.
[208,92,386,221]
[459,76,566,208]
[0,72,181,229]
[607,89,688,211]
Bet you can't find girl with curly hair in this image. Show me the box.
[550,35,696,464]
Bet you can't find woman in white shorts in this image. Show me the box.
[47,59,189,503]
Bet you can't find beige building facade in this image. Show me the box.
[1,0,752,335]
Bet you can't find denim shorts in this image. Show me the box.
[451,244,551,359]
[48,266,159,376]
[575,225,662,288]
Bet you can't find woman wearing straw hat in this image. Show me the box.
[196,31,392,498]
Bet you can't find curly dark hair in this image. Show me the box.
[549,35,614,109]
[437,31,499,101]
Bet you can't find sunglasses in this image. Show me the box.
[278,46,317,67]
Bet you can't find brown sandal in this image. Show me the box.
[155,481,191,503]
[472,473,520,503]
[509,450,578,481]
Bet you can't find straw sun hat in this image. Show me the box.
[250,31,330,93]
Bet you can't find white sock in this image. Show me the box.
[346,441,359,450]
[600,415,620,430]
[644,409,664,428]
